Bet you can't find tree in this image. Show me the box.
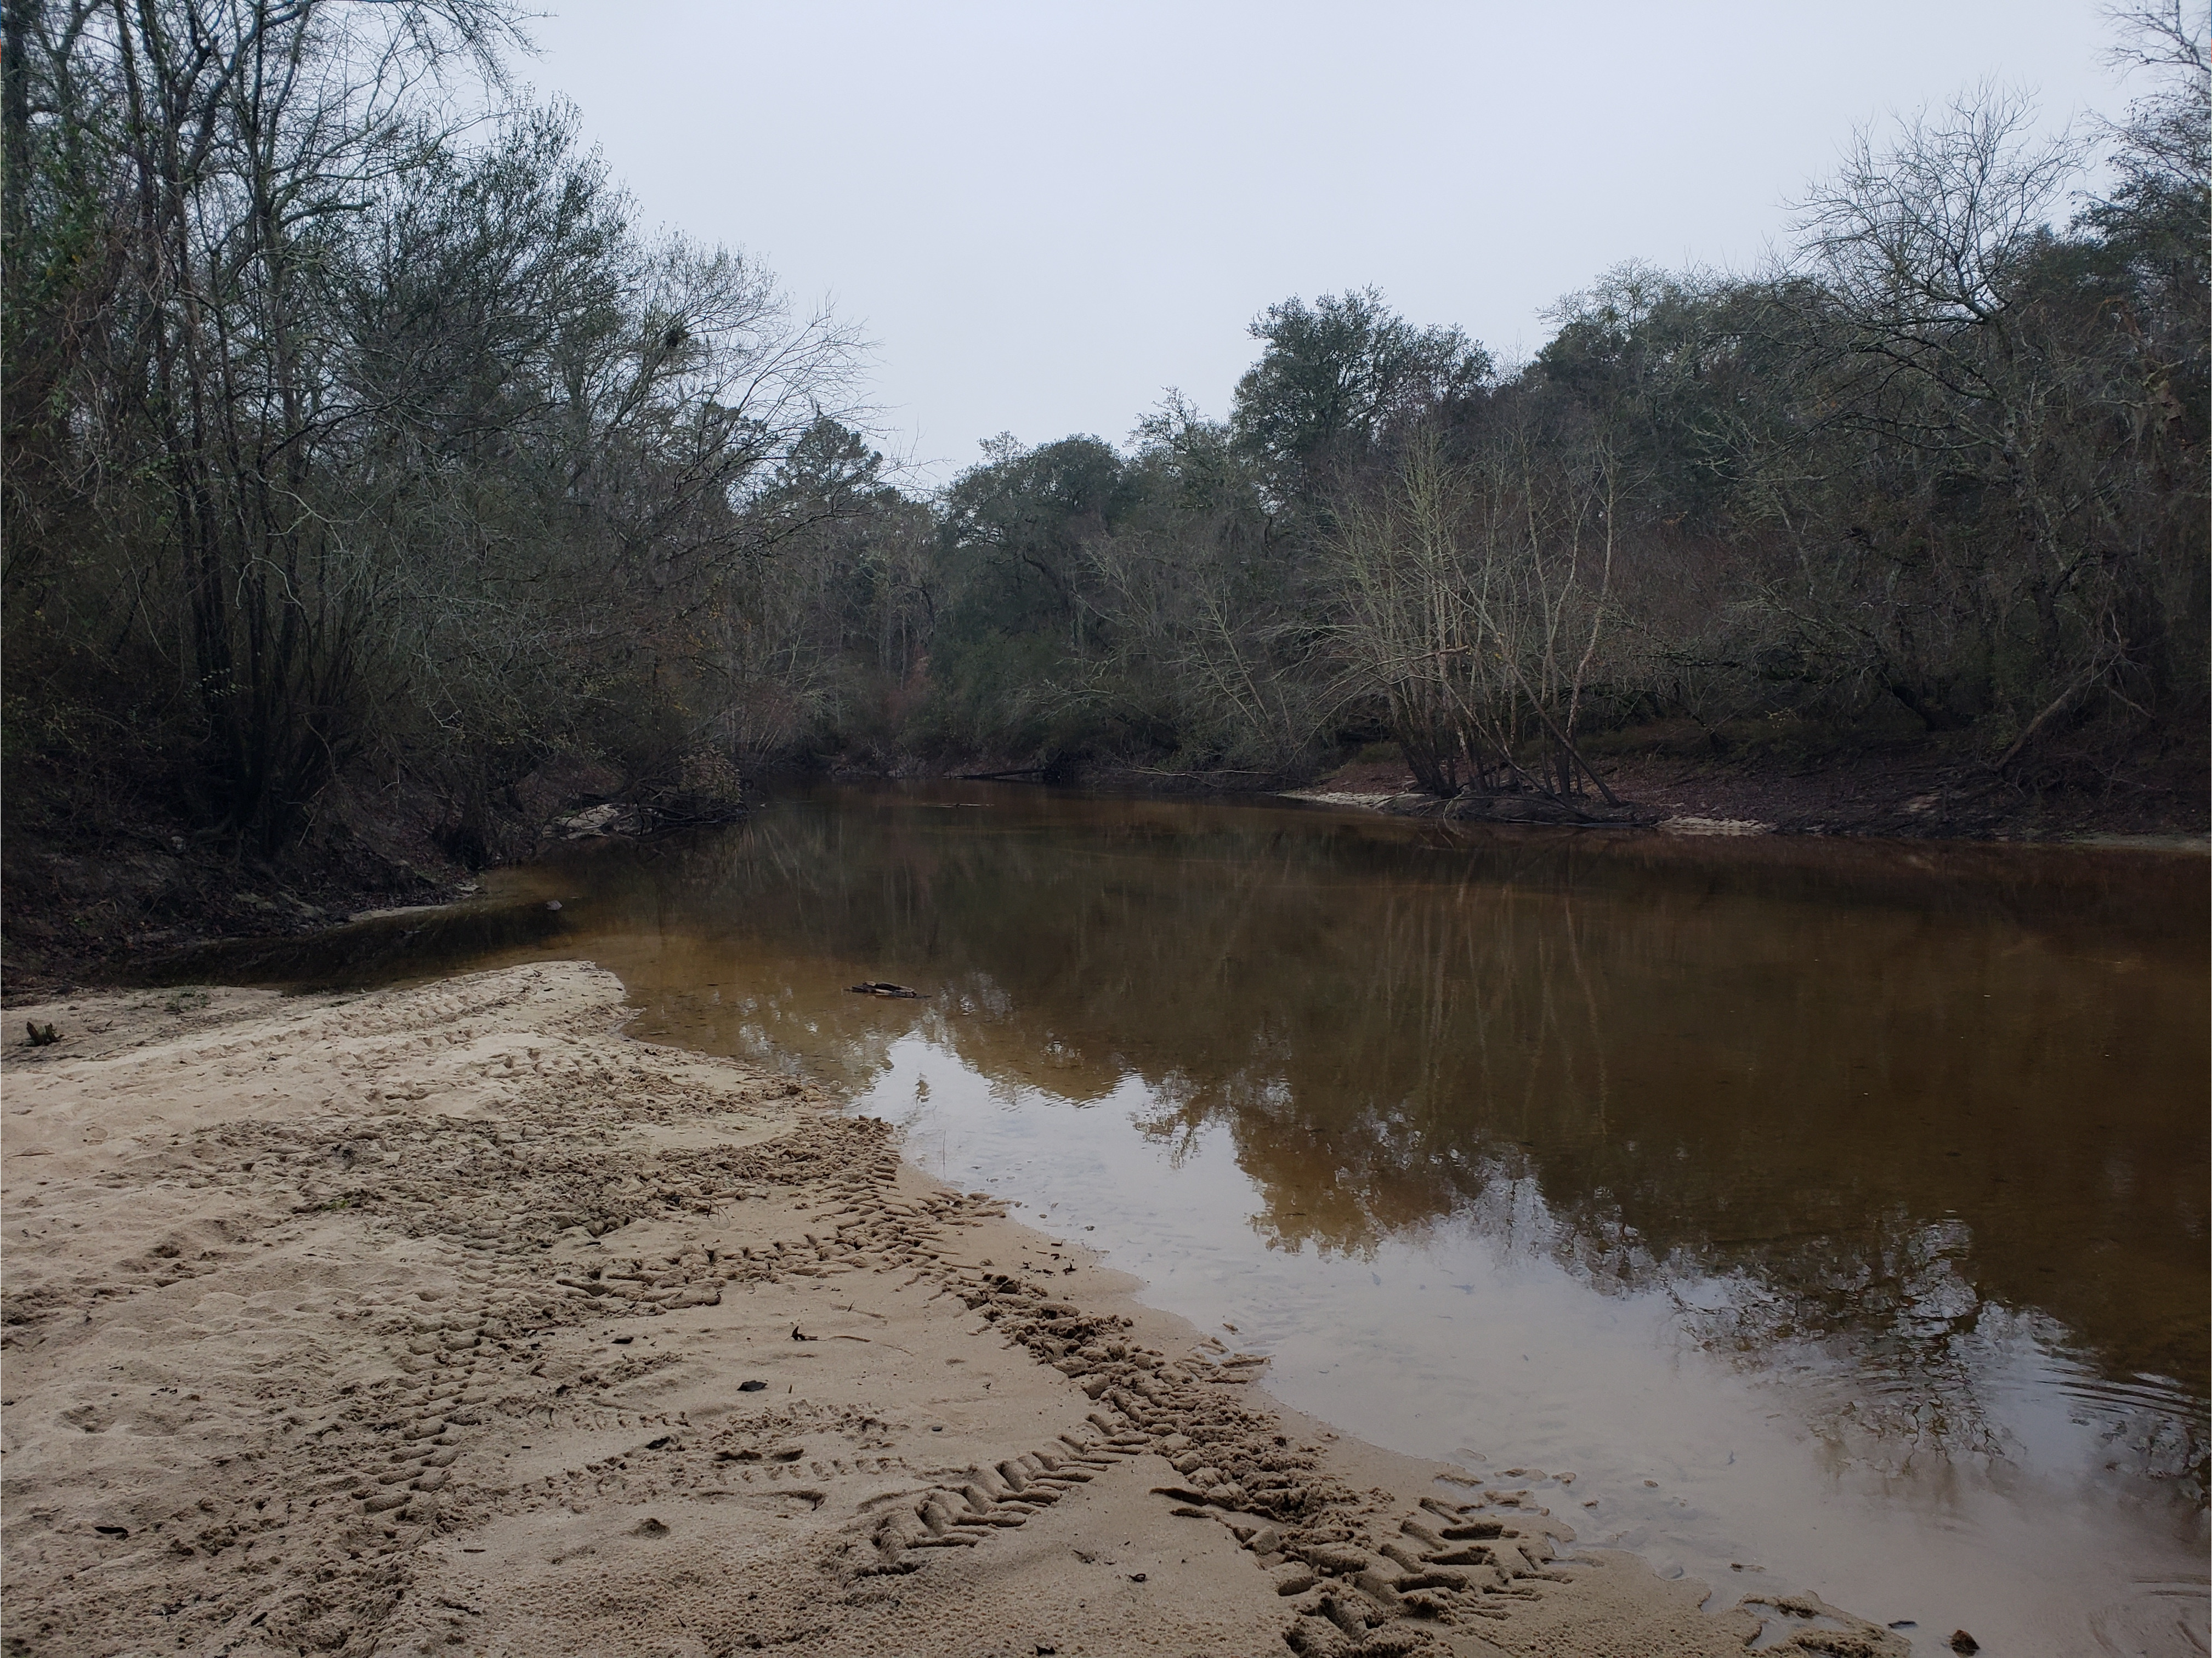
[1230,288,1490,511]
[1770,76,2205,752]
[1323,425,1621,805]
[1,1,864,858]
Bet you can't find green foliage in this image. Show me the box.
[1231,287,1491,510]
[883,31,2204,792]
[3,2,862,858]
[4,3,2199,839]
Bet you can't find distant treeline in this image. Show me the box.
[4,1,2205,867]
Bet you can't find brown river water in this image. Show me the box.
[209,782,2210,1656]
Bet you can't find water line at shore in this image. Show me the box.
[844,1025,2208,1658]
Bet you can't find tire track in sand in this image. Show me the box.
[2,965,1893,1658]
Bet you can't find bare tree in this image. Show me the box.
[1323,428,1623,808]
[4,3,866,852]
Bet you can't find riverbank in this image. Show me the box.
[0,963,1904,1657]
[1280,729,2211,843]
[7,722,2202,1004]
[0,747,744,1004]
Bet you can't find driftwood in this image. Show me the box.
[543,794,745,842]
[846,981,923,999]
[1437,790,1657,827]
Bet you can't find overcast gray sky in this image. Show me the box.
[521,1,2135,480]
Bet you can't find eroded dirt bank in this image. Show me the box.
[0,965,1901,1657]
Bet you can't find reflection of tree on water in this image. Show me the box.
[536,789,2209,1503]
[1667,1214,2035,1477]
[1661,1213,2206,1501]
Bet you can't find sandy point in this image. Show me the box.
[0,962,1901,1657]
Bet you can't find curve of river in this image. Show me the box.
[219,782,2209,1657]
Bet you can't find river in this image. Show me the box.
[242,782,2212,1656]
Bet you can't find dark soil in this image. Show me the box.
[1304,720,2208,843]
[1591,746,2204,839]
[2,781,472,1006]
[1584,719,2209,842]
[0,751,740,1004]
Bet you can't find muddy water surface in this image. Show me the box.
[330,785,2209,1655]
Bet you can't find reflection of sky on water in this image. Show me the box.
[334,785,2208,1657]
[829,1023,2204,1658]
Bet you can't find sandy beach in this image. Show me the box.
[0,963,1905,1657]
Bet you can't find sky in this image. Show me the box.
[518,1,2141,482]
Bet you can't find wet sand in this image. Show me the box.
[0,963,1905,1657]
